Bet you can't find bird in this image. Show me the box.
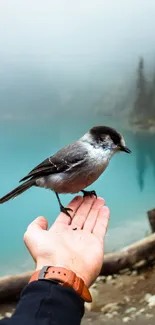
[0,126,131,216]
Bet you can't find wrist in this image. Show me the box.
[30,265,92,303]
[36,260,90,287]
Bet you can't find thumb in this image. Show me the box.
[24,216,48,260]
[24,216,48,246]
[27,216,48,232]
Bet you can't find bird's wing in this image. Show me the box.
[19,141,88,182]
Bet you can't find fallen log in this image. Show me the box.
[101,233,155,275]
[147,209,155,233]
[1,233,155,301]
[0,271,32,302]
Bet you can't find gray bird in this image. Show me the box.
[0,126,131,216]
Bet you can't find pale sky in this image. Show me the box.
[0,0,155,71]
[0,0,155,120]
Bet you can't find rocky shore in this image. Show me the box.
[83,264,155,324]
[1,264,155,324]
[1,216,155,324]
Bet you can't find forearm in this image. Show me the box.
[0,281,84,325]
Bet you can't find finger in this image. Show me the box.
[24,216,48,245]
[71,196,96,230]
[83,197,105,232]
[27,216,48,232]
[93,206,110,241]
[53,196,84,226]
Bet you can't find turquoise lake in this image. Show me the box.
[1,0,155,276]
[0,114,154,276]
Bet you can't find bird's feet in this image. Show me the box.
[81,190,97,198]
[60,205,73,218]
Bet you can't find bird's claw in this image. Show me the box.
[81,190,97,198]
[60,205,73,218]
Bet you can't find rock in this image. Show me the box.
[146,313,154,319]
[119,268,130,275]
[144,293,155,307]
[138,308,145,314]
[96,276,105,283]
[147,295,155,307]
[124,296,130,303]
[131,270,138,276]
[5,313,12,318]
[117,282,124,289]
[132,280,138,285]
[125,307,137,314]
[139,275,146,280]
[112,311,119,316]
[85,288,98,311]
[144,293,152,302]
[106,313,113,319]
[106,275,113,281]
[133,260,147,269]
[91,283,97,289]
[135,308,145,316]
[123,316,131,323]
[101,302,120,314]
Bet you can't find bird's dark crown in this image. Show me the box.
[90,126,122,144]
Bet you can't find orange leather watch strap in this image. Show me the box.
[29,266,92,303]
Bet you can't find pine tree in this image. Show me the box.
[147,72,155,122]
[133,57,147,122]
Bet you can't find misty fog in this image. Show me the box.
[0,0,155,119]
[1,1,155,270]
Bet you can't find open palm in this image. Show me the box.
[24,195,110,287]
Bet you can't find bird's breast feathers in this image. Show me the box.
[36,142,112,194]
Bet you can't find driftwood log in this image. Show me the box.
[101,208,155,275]
[0,209,155,302]
[101,233,155,275]
[1,233,155,301]
[147,209,155,233]
[0,271,32,302]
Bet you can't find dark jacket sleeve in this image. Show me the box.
[0,280,85,325]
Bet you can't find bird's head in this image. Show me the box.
[88,126,131,155]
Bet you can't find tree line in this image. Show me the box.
[130,57,155,128]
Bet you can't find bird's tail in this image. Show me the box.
[0,179,35,203]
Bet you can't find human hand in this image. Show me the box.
[24,196,110,287]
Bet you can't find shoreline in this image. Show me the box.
[1,264,155,324]
[0,231,155,300]
[0,198,155,324]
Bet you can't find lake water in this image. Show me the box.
[0,113,154,276]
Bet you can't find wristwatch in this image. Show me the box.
[29,266,92,303]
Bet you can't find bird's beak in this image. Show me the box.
[120,145,131,154]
